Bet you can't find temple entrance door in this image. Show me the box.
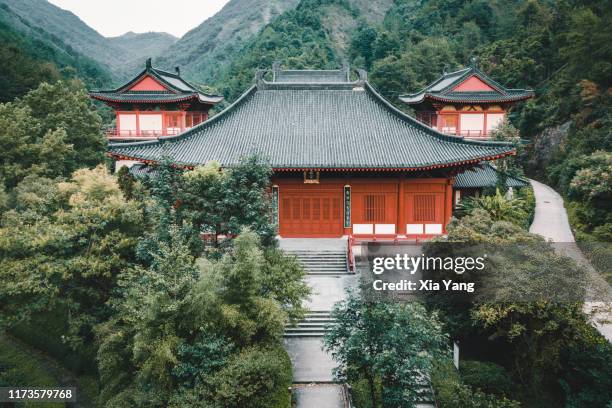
[279,190,343,237]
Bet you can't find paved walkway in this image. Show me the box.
[284,337,338,383]
[280,238,353,407]
[529,180,612,342]
[292,384,346,407]
[529,180,574,241]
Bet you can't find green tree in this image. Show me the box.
[325,291,449,407]
[0,166,143,349]
[0,80,105,188]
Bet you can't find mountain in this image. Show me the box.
[156,0,394,86]
[155,0,301,83]
[0,0,122,73]
[0,1,112,101]
[202,0,395,100]
[0,0,177,83]
[108,31,178,77]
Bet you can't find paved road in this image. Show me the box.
[529,180,575,241]
[529,179,612,342]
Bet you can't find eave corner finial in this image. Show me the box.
[470,56,477,69]
[146,57,152,69]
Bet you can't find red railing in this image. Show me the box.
[347,235,356,273]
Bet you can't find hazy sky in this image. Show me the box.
[48,0,231,38]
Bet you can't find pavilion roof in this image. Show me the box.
[108,68,516,171]
[399,65,533,105]
[89,59,223,105]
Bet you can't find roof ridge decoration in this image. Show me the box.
[108,66,516,171]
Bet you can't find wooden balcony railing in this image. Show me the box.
[439,128,491,139]
[105,127,183,140]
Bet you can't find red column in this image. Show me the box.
[444,178,454,233]
[397,176,406,235]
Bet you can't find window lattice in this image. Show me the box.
[364,195,385,222]
[414,195,436,221]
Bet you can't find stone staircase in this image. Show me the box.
[283,248,347,338]
[283,249,349,275]
[285,311,335,338]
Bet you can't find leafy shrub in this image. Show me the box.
[459,360,513,396]
[459,189,529,228]
[210,345,291,408]
[0,335,62,408]
[432,361,520,408]
[559,334,612,408]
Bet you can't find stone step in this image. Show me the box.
[300,319,334,323]
[292,258,346,262]
[283,332,326,338]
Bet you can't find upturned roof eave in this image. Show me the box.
[107,150,516,172]
[91,66,223,103]
[89,93,222,105]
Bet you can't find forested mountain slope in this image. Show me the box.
[210,0,395,100]
[0,0,122,72]
[0,0,177,82]
[155,0,301,84]
[0,1,112,101]
[108,31,178,77]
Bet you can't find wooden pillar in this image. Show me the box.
[444,178,454,233]
[135,110,140,137]
[115,112,120,137]
[397,175,406,235]
[180,111,187,132]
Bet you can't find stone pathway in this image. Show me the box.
[279,238,355,407]
[292,384,346,408]
[529,179,612,342]
[284,337,337,383]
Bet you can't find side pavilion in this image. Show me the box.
[108,66,515,239]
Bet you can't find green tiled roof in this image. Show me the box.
[90,59,222,105]
[108,69,515,170]
[454,163,529,188]
[399,65,533,105]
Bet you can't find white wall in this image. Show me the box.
[139,114,163,131]
[461,114,484,133]
[119,114,136,131]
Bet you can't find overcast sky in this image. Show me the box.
[48,0,231,38]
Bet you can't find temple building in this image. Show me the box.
[107,65,516,239]
[400,60,533,140]
[90,59,222,141]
